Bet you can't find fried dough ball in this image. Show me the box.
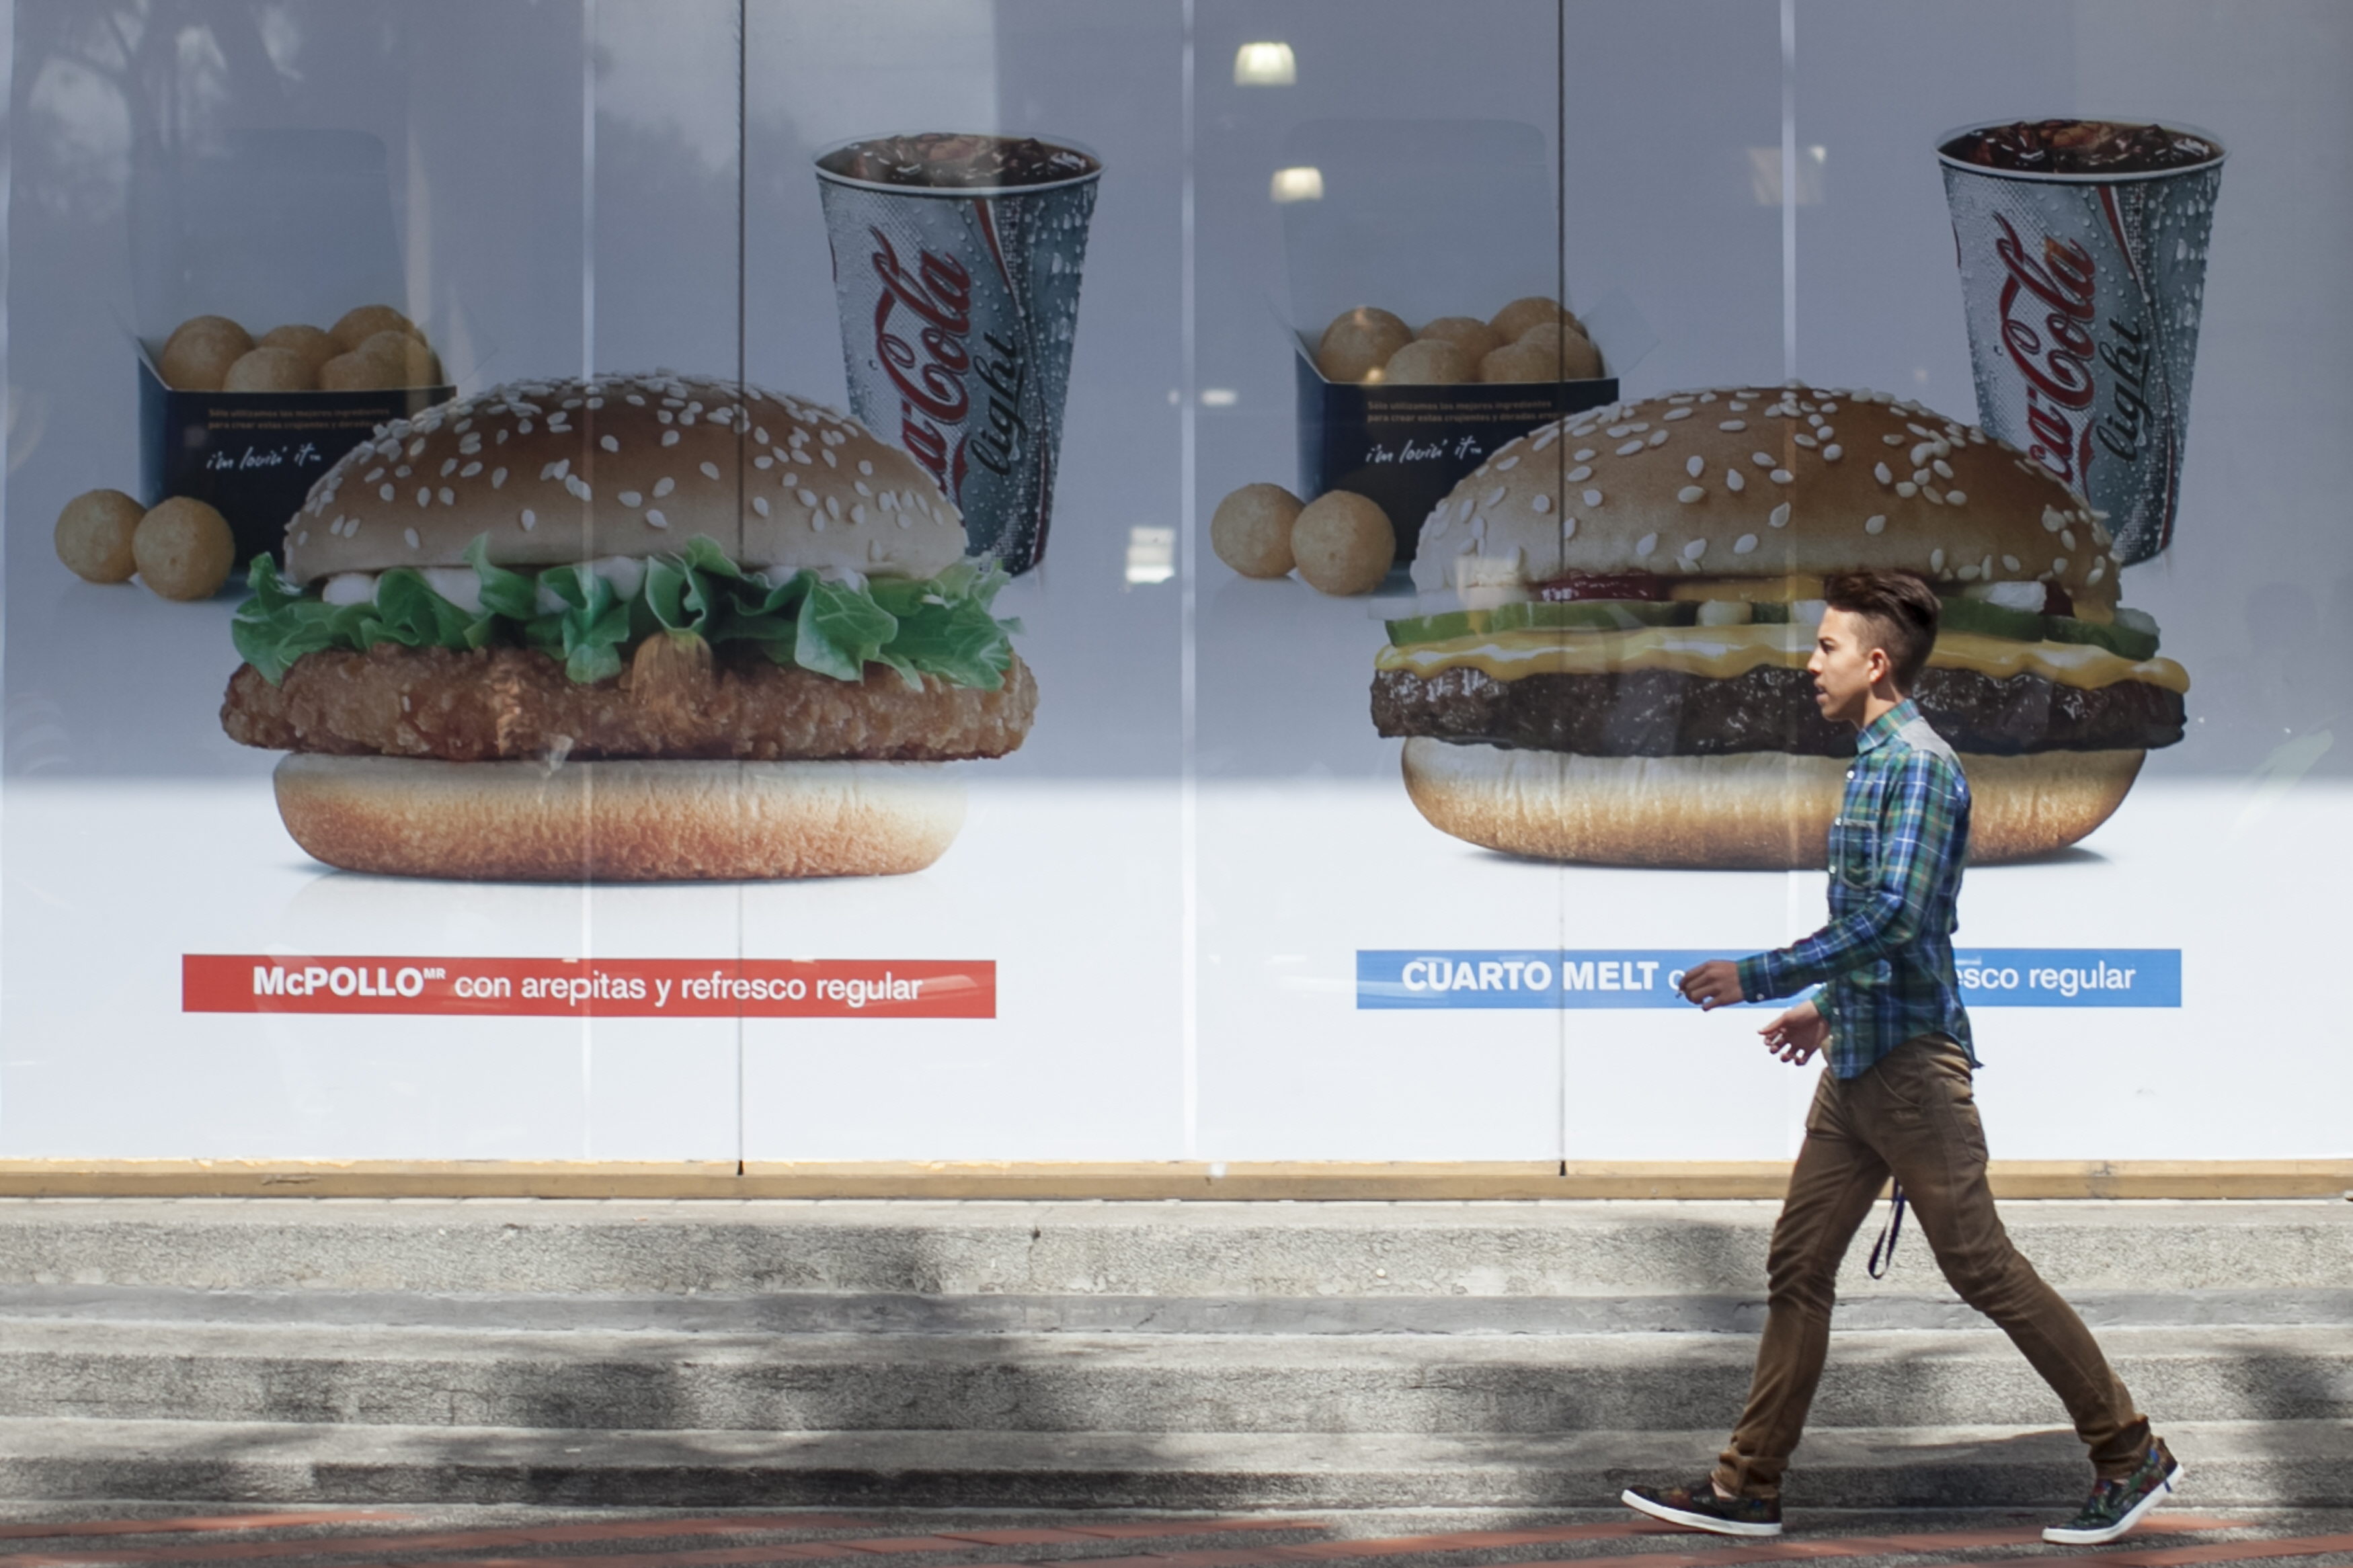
[158,317,254,390]
[358,329,444,386]
[259,323,338,379]
[1489,295,1578,343]
[1508,321,1603,380]
[1478,342,1560,382]
[54,489,145,583]
[1291,490,1394,595]
[319,348,405,391]
[132,497,237,601]
[224,346,315,393]
[1316,306,1412,383]
[164,315,251,358]
[1210,483,1303,578]
[1416,315,1502,362]
[330,304,419,352]
[1381,338,1476,386]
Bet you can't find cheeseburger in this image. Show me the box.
[222,372,1033,880]
[1372,384,2186,866]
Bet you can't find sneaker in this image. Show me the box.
[1620,1478,1783,1538]
[2043,1438,2186,1545]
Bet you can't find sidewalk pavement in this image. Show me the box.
[0,1503,2346,1568]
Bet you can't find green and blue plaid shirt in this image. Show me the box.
[1736,699,1977,1079]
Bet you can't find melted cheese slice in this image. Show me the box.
[1374,623,2190,694]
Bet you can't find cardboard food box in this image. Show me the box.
[130,130,465,565]
[1282,120,1652,565]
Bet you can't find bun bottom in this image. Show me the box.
[274,755,964,881]
[1400,739,2143,868]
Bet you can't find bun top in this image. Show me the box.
[1410,384,2121,608]
[284,373,967,583]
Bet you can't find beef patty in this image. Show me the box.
[1371,661,2183,757]
[224,643,1036,763]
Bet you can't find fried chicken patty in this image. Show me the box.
[1371,663,2183,757]
[223,644,1037,762]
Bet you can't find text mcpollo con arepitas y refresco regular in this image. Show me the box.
[182,956,994,1018]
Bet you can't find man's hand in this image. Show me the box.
[1678,960,1745,1011]
[1759,999,1829,1065]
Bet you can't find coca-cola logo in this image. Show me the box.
[869,228,973,499]
[1991,214,2098,485]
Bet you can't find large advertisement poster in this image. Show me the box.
[4,1,2346,1173]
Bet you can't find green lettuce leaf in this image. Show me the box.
[866,561,1019,690]
[231,556,344,683]
[522,563,633,684]
[231,535,1022,691]
[464,536,541,622]
[371,569,494,652]
[795,575,900,682]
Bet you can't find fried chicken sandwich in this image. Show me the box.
[223,372,1034,879]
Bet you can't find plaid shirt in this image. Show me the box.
[1736,699,1977,1079]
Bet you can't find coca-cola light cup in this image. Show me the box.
[1938,118,2225,565]
[814,132,1102,575]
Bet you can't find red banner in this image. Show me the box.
[184,955,994,1019]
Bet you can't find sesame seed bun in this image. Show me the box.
[285,372,967,582]
[1409,384,2122,608]
[273,754,965,880]
[1400,739,2143,868]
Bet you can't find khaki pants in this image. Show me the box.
[1713,1034,2148,1501]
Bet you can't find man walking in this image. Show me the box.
[1622,569,2182,1544]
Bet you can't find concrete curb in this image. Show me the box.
[0,1419,2337,1509]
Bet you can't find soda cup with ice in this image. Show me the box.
[1938,118,2225,565]
[815,133,1102,575]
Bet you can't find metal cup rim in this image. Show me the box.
[1933,117,2226,183]
[811,132,1106,196]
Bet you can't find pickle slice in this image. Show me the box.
[1488,600,1699,633]
[1938,595,2047,643]
[2046,614,2159,661]
[1384,609,1486,646]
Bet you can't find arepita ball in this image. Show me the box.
[158,319,252,390]
[259,324,339,379]
[1416,315,1502,362]
[1509,321,1603,380]
[319,349,405,391]
[224,346,315,393]
[358,329,444,387]
[1316,306,1412,383]
[1211,483,1304,578]
[54,489,145,583]
[163,315,251,358]
[132,496,237,601]
[1488,295,1579,343]
[1382,338,1476,386]
[1291,490,1395,595]
[1478,341,1562,383]
[330,304,419,353]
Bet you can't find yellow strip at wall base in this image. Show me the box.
[0,1159,2344,1200]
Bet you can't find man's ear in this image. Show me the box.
[1866,643,1892,685]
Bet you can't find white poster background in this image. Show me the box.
[2,0,2346,1163]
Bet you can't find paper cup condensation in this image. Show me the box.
[814,136,1101,575]
[1938,120,2224,566]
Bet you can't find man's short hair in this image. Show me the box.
[1823,569,1940,693]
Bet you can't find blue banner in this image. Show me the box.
[1953,949,2180,1007]
[1357,948,2181,1009]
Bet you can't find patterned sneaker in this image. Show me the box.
[2043,1438,2186,1544]
[1620,1478,1783,1538]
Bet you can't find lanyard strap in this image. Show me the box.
[1866,1182,1908,1279]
